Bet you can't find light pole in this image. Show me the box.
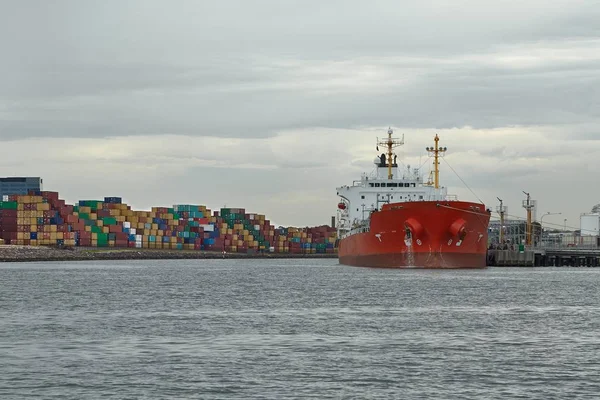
[541,212,562,230]
[564,218,567,232]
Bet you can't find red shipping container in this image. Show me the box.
[97,210,111,218]
[109,225,122,233]
[115,232,128,241]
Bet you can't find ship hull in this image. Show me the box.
[338,201,490,269]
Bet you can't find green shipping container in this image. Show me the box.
[97,233,108,247]
[0,201,18,210]
[102,217,117,226]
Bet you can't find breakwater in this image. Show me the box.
[0,245,337,263]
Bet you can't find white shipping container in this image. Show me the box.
[136,235,142,241]
[254,225,261,231]
[135,242,142,248]
[123,221,131,229]
[580,213,600,235]
[2,195,8,202]
[129,228,136,235]
[200,224,214,232]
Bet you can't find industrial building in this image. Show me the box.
[0,177,43,198]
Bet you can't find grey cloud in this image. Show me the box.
[1,1,600,140]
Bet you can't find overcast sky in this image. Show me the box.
[1,0,599,229]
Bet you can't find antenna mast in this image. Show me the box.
[522,191,536,246]
[426,134,447,189]
[496,197,507,244]
[377,128,404,180]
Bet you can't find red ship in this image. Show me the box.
[336,129,491,269]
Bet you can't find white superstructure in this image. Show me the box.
[335,129,452,237]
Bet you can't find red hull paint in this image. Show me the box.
[338,201,490,269]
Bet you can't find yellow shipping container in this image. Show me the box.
[30,225,37,232]
[117,216,125,222]
[39,203,50,211]
[17,211,24,218]
[90,213,97,220]
[151,223,158,230]
[50,225,57,232]
[149,242,156,249]
[92,240,97,247]
[143,241,149,248]
[170,237,176,243]
[97,220,104,227]
[57,232,64,240]
[30,217,36,225]
[17,232,24,240]
[109,241,115,247]
[50,232,57,240]
[85,226,92,232]
[210,217,217,223]
[17,203,24,211]
[92,233,98,240]
[103,227,109,234]
[253,241,258,247]
[110,209,120,216]
[80,206,91,214]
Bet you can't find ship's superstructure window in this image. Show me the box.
[375,183,380,187]
[369,183,374,187]
[361,195,365,199]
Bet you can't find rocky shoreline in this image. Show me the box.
[0,245,338,263]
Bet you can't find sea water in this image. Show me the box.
[1,259,600,399]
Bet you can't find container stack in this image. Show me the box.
[0,191,76,246]
[0,190,337,253]
[72,200,219,249]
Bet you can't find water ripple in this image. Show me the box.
[1,260,600,399]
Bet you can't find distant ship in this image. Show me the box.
[336,128,491,268]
